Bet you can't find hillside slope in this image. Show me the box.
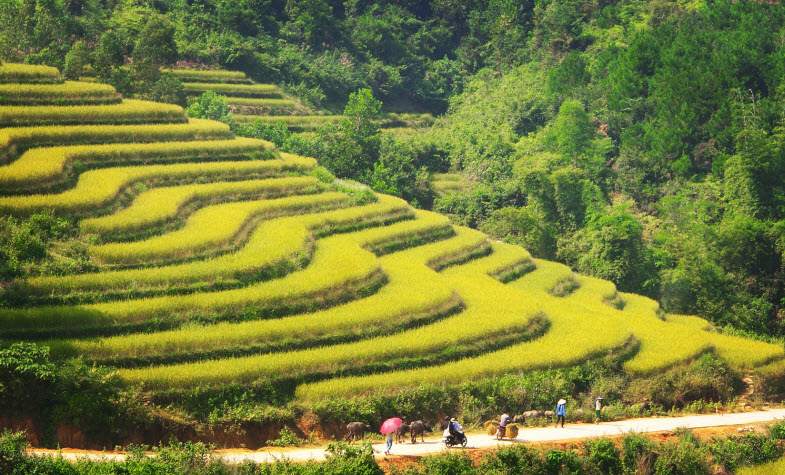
[1,64,783,425]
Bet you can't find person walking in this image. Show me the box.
[555,398,567,428]
[594,397,603,423]
[385,431,393,455]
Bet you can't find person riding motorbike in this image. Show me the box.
[443,417,467,447]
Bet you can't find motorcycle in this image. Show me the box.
[442,428,468,448]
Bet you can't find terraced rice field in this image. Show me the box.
[4,63,783,404]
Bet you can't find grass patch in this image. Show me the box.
[0,81,119,105]
[163,68,251,83]
[0,63,61,83]
[0,100,185,127]
[0,155,314,216]
[22,196,411,304]
[183,82,282,98]
[0,136,266,194]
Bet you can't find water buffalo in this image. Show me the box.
[345,422,368,441]
[523,410,543,419]
[513,414,526,424]
[409,420,430,443]
[396,422,410,443]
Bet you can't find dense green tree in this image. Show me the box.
[559,205,654,293]
[63,40,90,79]
[131,14,178,84]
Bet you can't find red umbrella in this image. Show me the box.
[380,417,403,435]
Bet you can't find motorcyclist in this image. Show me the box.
[447,417,463,435]
[443,416,466,447]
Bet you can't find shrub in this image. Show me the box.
[266,426,304,447]
[622,433,655,474]
[708,434,782,472]
[187,91,233,125]
[63,41,90,80]
[585,438,622,475]
[479,445,546,474]
[322,442,383,475]
[770,421,785,440]
[235,118,292,146]
[419,452,475,475]
[653,440,709,475]
[0,431,28,474]
[146,73,186,106]
[544,449,584,474]
[550,274,580,297]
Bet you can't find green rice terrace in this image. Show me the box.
[2,62,785,443]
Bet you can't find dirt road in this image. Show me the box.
[29,408,785,464]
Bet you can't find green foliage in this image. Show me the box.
[0,431,28,475]
[626,354,741,410]
[187,91,233,125]
[548,99,594,160]
[479,445,546,474]
[266,426,304,447]
[418,451,475,475]
[93,31,125,82]
[653,438,709,475]
[131,15,178,85]
[145,73,186,106]
[0,212,70,281]
[544,449,584,474]
[559,205,655,293]
[236,119,292,147]
[708,433,782,472]
[370,136,434,208]
[63,41,90,80]
[0,342,143,446]
[584,438,622,475]
[621,434,655,474]
[480,205,557,258]
[308,88,382,182]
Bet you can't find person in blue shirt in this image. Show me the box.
[555,398,567,428]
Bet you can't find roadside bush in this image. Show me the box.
[0,430,28,474]
[322,442,383,475]
[544,449,584,474]
[770,421,785,440]
[622,433,655,474]
[653,439,709,475]
[418,452,475,475]
[479,445,546,474]
[0,343,146,447]
[708,433,782,472]
[585,438,622,475]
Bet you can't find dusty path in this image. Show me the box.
[29,408,785,464]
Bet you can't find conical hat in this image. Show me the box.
[557,399,566,405]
